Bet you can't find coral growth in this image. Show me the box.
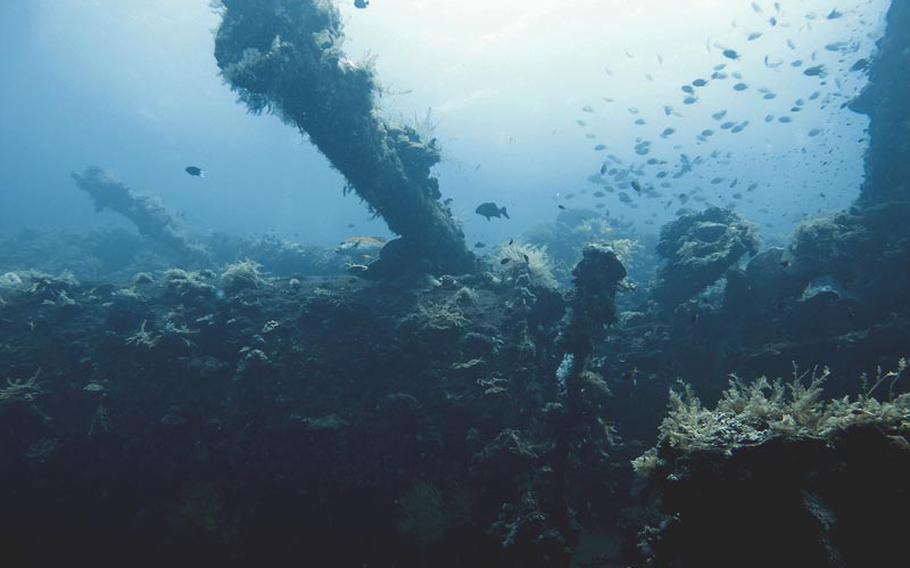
[495,242,558,289]
[631,361,910,568]
[653,207,758,308]
[71,167,205,264]
[213,0,475,275]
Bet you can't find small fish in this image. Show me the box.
[354,0,369,8]
[712,110,728,120]
[558,204,567,210]
[850,59,869,72]
[747,32,763,41]
[594,144,607,151]
[474,242,486,249]
[827,9,842,20]
[631,180,642,193]
[803,65,826,77]
[722,49,740,60]
[475,202,510,220]
[582,105,594,113]
[500,258,511,265]
[733,82,749,91]
[184,166,204,177]
[600,163,608,175]
[692,79,708,87]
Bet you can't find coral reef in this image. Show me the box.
[652,207,758,309]
[213,0,476,276]
[631,362,910,568]
[495,242,558,289]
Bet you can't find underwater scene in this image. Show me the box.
[1,0,909,566]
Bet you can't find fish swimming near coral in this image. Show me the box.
[184,166,204,177]
[475,202,510,221]
[336,236,386,259]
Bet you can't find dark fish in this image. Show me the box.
[500,258,511,265]
[722,49,740,60]
[184,166,204,177]
[475,202,510,220]
[733,82,749,91]
[803,65,826,77]
[354,0,369,8]
[692,79,708,87]
[712,110,728,120]
[850,59,869,72]
[474,242,486,249]
[631,180,642,193]
[827,9,842,20]
[558,204,567,210]
[600,163,608,175]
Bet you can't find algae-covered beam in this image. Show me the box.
[72,166,204,263]
[848,0,910,207]
[213,0,477,276]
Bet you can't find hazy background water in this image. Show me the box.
[0,0,890,251]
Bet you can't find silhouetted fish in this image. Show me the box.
[185,166,204,177]
[475,202,510,220]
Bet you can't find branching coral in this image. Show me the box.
[641,359,909,459]
[495,242,558,289]
[0,368,42,405]
[220,259,266,295]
